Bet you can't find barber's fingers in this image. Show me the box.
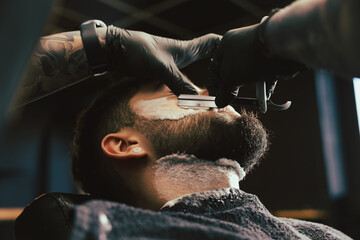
[155,34,220,96]
[266,80,277,99]
[207,35,239,107]
[159,62,199,96]
[206,35,226,96]
[174,33,222,69]
[215,85,239,108]
[207,55,222,97]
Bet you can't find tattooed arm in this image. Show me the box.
[15,26,220,106]
[16,28,107,106]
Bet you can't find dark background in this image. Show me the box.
[1,0,359,239]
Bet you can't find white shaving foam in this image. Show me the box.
[132,96,207,120]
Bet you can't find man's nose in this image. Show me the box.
[199,89,209,96]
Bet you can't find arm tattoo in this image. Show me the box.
[16,31,100,106]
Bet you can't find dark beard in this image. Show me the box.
[133,110,269,173]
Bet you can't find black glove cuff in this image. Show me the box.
[105,25,124,72]
[257,8,280,57]
[256,9,308,81]
[79,20,108,75]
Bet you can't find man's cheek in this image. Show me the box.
[132,97,207,120]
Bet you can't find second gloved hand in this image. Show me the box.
[106,26,221,96]
[208,18,305,108]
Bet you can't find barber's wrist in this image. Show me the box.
[79,20,108,76]
[258,9,308,78]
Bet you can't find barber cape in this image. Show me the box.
[71,156,351,240]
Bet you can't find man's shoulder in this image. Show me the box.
[71,194,352,240]
[280,217,353,240]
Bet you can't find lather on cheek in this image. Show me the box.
[131,96,207,120]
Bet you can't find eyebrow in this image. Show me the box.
[153,82,167,92]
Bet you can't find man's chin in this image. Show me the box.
[196,110,269,172]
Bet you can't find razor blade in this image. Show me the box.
[178,81,291,113]
[178,95,217,108]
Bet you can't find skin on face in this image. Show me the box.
[130,82,240,120]
[103,81,248,210]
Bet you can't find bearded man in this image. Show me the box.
[14,14,353,238]
[70,78,350,240]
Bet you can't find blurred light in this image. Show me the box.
[315,70,347,199]
[354,78,360,133]
[0,208,23,220]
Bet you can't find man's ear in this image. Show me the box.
[101,129,147,160]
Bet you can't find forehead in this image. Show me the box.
[134,82,170,100]
[129,81,209,120]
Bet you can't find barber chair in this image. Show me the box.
[15,193,95,240]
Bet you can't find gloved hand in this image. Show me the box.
[106,26,221,96]
[208,17,305,108]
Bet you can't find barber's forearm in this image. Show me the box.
[266,0,360,77]
[16,28,107,106]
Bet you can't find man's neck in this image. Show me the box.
[151,154,245,207]
[127,154,245,210]
[154,170,239,203]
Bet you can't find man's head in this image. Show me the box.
[72,77,268,208]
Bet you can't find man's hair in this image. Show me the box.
[72,78,141,203]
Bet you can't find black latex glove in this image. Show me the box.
[106,26,221,96]
[208,19,305,108]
